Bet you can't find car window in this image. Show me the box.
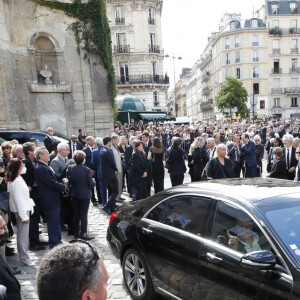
[31,134,45,146]
[0,133,29,144]
[212,201,272,254]
[158,196,212,236]
[147,201,167,222]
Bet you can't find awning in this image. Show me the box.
[140,113,167,120]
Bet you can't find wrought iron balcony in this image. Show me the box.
[149,44,160,53]
[201,71,210,82]
[117,74,169,85]
[252,57,259,62]
[115,18,125,24]
[271,88,283,94]
[291,48,299,54]
[271,68,282,74]
[200,53,212,70]
[252,73,259,78]
[290,67,300,74]
[284,87,300,94]
[148,18,155,25]
[272,48,281,54]
[114,45,130,53]
[202,86,211,95]
[200,99,214,110]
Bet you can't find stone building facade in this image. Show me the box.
[106,0,169,112]
[0,0,114,136]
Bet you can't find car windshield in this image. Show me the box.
[263,201,300,267]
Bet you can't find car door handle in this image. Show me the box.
[142,227,152,235]
[206,252,222,263]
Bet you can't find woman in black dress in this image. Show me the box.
[118,136,129,192]
[147,137,165,193]
[130,141,148,200]
[192,137,208,181]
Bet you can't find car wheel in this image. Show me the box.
[122,248,156,300]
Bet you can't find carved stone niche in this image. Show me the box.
[28,32,71,93]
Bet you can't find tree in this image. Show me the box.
[215,76,250,119]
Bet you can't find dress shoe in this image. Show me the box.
[29,244,46,251]
[74,234,81,239]
[61,225,68,231]
[80,234,94,241]
[93,202,99,207]
[10,267,21,275]
[102,207,112,215]
[20,259,36,267]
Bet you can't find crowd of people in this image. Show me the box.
[0,116,300,298]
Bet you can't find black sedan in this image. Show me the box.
[107,178,300,300]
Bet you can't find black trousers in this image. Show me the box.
[29,188,41,245]
[72,197,90,235]
[233,161,242,178]
[170,174,184,187]
[104,178,119,210]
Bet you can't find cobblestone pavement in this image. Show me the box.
[7,159,268,299]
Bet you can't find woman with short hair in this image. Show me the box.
[192,137,208,181]
[67,150,95,240]
[266,147,287,179]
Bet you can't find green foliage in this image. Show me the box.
[215,76,250,119]
[269,27,282,36]
[35,0,118,120]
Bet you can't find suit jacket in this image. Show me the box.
[206,157,233,179]
[68,141,83,159]
[206,147,216,161]
[125,145,133,169]
[67,164,95,199]
[192,147,208,178]
[143,140,152,156]
[92,146,104,179]
[99,147,118,181]
[270,157,287,179]
[255,144,264,167]
[130,153,148,181]
[44,135,60,153]
[83,147,95,170]
[227,143,242,167]
[112,145,122,173]
[22,156,35,188]
[34,161,65,209]
[168,147,186,176]
[50,154,66,181]
[241,140,257,167]
[0,256,21,300]
[283,147,298,169]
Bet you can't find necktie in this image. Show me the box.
[287,148,290,169]
[236,147,240,162]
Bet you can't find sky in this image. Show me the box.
[161,0,264,88]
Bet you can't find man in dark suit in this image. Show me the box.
[266,147,287,179]
[254,135,264,177]
[100,137,118,215]
[125,136,136,197]
[22,142,46,251]
[241,133,257,178]
[142,132,152,197]
[283,134,298,180]
[34,147,66,249]
[227,135,242,178]
[44,127,60,153]
[206,138,216,162]
[68,135,83,159]
[83,136,98,206]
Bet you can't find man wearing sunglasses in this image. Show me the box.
[37,241,108,300]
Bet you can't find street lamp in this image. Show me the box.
[165,54,182,117]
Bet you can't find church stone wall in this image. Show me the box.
[0,0,114,137]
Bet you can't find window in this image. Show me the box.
[292,97,298,107]
[273,78,280,88]
[160,196,212,236]
[250,19,258,28]
[212,201,272,254]
[291,19,297,29]
[272,20,279,28]
[147,201,166,222]
[230,21,239,30]
[252,67,259,78]
[292,58,298,72]
[115,6,125,24]
[290,2,297,14]
[273,39,280,49]
[235,36,240,48]
[225,69,229,78]
[274,98,280,107]
[236,68,240,79]
[153,91,159,105]
[148,8,155,24]
[119,63,129,83]
[273,59,280,73]
[260,100,265,109]
[235,52,240,63]
[225,53,230,64]
[291,39,298,53]
[225,38,230,49]
[292,78,298,88]
[116,33,126,46]
[150,33,155,47]
[271,3,279,14]
[252,51,259,62]
[251,35,259,46]
[253,83,259,94]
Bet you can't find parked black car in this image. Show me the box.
[107,178,300,300]
[0,129,69,145]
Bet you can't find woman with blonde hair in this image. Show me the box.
[187,141,196,182]
[192,137,208,181]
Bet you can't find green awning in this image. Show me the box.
[140,113,167,120]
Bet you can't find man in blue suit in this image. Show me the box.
[92,138,106,206]
[241,133,257,178]
[34,147,66,248]
[100,137,118,215]
[227,135,243,178]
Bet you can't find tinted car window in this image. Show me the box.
[147,201,167,222]
[0,132,29,144]
[160,196,212,236]
[31,134,45,145]
[212,201,272,254]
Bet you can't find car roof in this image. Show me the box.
[166,178,300,206]
[0,128,69,140]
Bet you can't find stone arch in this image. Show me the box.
[30,32,60,51]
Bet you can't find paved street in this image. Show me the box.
[7,158,267,300]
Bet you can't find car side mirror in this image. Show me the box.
[240,250,276,270]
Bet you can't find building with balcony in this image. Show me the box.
[106,0,169,112]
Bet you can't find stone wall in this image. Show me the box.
[0,0,114,137]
